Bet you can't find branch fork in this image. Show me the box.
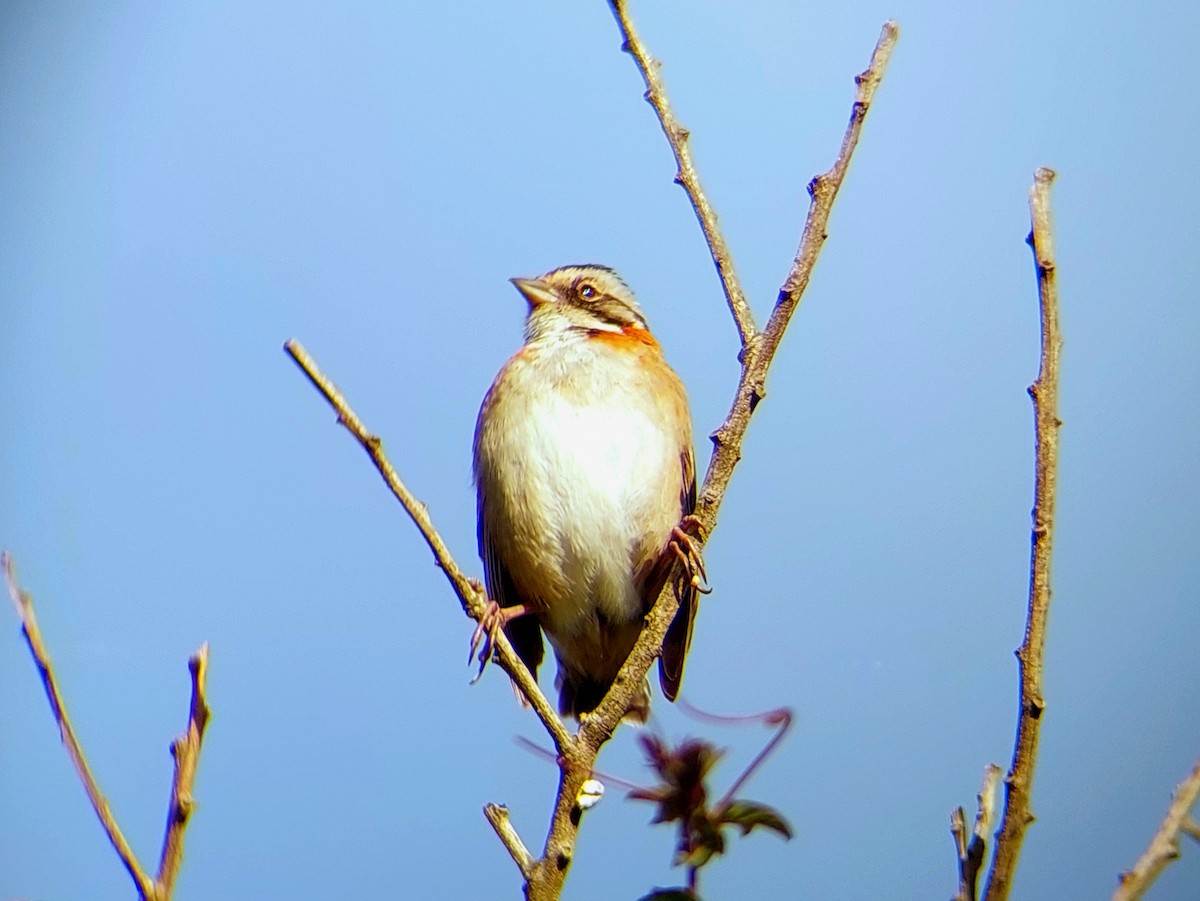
[4,553,210,901]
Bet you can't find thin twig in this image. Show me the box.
[6,554,212,901]
[714,708,792,811]
[952,808,970,899]
[983,167,1062,901]
[3,553,155,900]
[669,700,795,814]
[696,20,898,535]
[954,765,1001,901]
[154,643,211,898]
[485,803,535,880]
[1113,754,1200,901]
[284,340,569,886]
[282,340,572,754]
[608,0,756,348]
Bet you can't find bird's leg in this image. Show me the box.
[469,601,529,681]
[669,515,712,595]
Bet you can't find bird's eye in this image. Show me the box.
[578,282,597,299]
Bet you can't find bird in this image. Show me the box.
[472,264,705,722]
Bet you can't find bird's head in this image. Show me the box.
[511,264,649,342]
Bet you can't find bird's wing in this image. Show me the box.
[479,510,544,679]
[658,446,698,702]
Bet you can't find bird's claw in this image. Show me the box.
[670,520,712,595]
[469,601,504,683]
[469,601,528,684]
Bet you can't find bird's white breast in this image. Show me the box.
[477,337,680,640]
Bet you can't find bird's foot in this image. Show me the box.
[469,601,527,683]
[669,517,712,595]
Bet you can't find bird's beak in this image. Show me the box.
[510,276,557,309]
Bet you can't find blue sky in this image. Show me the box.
[3,2,1199,899]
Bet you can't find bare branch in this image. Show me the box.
[954,764,1002,901]
[154,643,211,897]
[952,807,969,869]
[485,803,535,881]
[713,707,793,811]
[1113,755,1200,901]
[282,340,573,753]
[696,20,898,536]
[3,552,155,899]
[608,0,756,348]
[5,553,213,901]
[771,23,898,334]
[973,764,1001,850]
[983,167,1062,901]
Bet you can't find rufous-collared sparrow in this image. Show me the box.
[472,264,703,722]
